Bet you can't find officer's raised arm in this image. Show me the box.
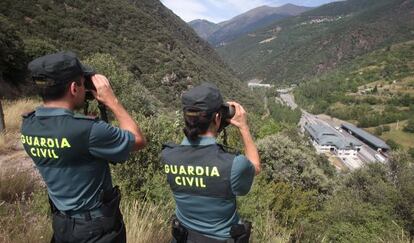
[227,101,261,174]
[91,74,146,151]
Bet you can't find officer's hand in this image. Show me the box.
[227,101,249,130]
[90,74,117,106]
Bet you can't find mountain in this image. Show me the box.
[295,40,414,125]
[188,19,220,40]
[217,0,414,84]
[0,0,260,110]
[188,4,312,46]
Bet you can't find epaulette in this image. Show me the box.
[217,143,241,155]
[73,113,99,121]
[22,110,35,118]
[162,142,179,149]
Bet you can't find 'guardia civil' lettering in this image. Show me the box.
[164,164,220,188]
[21,135,72,159]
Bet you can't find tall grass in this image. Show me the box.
[123,200,173,243]
[0,165,173,243]
[252,211,291,243]
[3,98,41,132]
[0,168,51,243]
[0,98,40,152]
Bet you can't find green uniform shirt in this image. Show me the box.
[173,136,255,240]
[21,107,135,212]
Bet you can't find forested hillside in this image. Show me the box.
[0,0,259,110]
[1,1,414,242]
[217,0,414,84]
[187,19,220,40]
[189,4,311,46]
[295,40,414,150]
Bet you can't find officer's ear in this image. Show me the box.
[68,81,78,96]
[68,77,83,96]
[214,113,221,129]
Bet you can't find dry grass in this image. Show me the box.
[252,211,291,243]
[123,200,173,243]
[3,98,41,132]
[0,166,173,243]
[0,98,41,152]
[0,167,51,243]
[0,168,38,203]
[367,121,414,149]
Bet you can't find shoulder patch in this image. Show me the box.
[22,110,35,118]
[73,113,99,121]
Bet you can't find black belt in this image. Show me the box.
[171,216,251,243]
[57,206,106,220]
[187,229,231,243]
[49,186,121,221]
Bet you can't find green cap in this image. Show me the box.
[182,83,224,113]
[28,51,95,86]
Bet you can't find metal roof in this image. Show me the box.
[341,123,390,149]
[305,124,362,150]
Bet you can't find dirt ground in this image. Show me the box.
[0,142,41,181]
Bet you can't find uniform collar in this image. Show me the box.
[181,136,217,146]
[35,106,74,117]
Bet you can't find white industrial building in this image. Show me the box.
[247,83,273,89]
[305,124,362,160]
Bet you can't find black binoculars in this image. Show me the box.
[84,74,96,100]
[218,104,235,132]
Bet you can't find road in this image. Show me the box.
[279,93,298,109]
[279,92,382,169]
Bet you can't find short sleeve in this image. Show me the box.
[230,155,255,196]
[89,121,135,163]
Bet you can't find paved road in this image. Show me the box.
[279,93,382,169]
[279,93,298,109]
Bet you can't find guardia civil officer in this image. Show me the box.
[21,51,146,243]
[162,83,261,243]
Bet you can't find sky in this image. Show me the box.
[160,0,342,23]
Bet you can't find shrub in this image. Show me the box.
[409,148,414,159]
[84,53,162,116]
[374,126,383,136]
[256,132,335,194]
[111,113,182,197]
[403,118,414,133]
[386,139,400,150]
[23,38,58,60]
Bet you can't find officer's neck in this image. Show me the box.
[43,100,75,111]
[200,130,217,138]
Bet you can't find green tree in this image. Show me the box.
[388,152,414,241]
[84,53,162,116]
[300,162,408,242]
[0,16,27,84]
[256,132,335,193]
[23,38,58,60]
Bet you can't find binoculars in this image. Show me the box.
[84,74,96,100]
[218,104,235,132]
